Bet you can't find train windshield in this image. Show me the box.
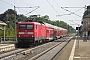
[19,24,33,30]
[27,25,33,29]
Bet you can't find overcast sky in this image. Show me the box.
[0,0,90,28]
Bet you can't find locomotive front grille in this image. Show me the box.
[18,37,35,43]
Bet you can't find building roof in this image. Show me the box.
[0,21,7,26]
[84,13,90,18]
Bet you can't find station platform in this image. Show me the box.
[56,36,90,60]
[0,41,17,44]
[0,41,16,53]
[74,37,90,60]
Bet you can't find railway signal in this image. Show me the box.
[76,27,81,30]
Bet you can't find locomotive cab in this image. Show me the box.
[17,22,35,45]
[17,22,46,46]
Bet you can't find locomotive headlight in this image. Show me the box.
[19,35,20,37]
[32,35,33,37]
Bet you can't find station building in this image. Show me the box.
[82,13,90,37]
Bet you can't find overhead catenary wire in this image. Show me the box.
[61,7,85,17]
[0,0,14,6]
[25,6,40,15]
[46,0,59,15]
[17,8,28,14]
[53,0,65,15]
[0,0,40,16]
[46,0,68,21]
[74,8,83,13]
[18,0,31,6]
[61,7,82,18]
[57,8,83,17]
[14,0,40,15]
[53,0,83,29]
[14,0,33,14]
[17,0,45,16]
[53,0,83,18]
[17,0,46,16]
[61,7,85,8]
[53,0,70,17]
[0,0,28,13]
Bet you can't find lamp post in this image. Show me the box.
[14,6,17,41]
[77,25,80,48]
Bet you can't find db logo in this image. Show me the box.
[24,32,27,34]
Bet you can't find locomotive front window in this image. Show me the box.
[20,25,26,30]
[27,25,33,29]
[19,24,33,30]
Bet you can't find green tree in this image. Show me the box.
[17,14,27,22]
[8,25,15,36]
[0,28,4,36]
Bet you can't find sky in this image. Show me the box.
[0,0,90,29]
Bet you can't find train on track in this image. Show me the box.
[17,18,68,47]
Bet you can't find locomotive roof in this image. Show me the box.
[18,21,45,25]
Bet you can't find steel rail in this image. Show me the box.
[29,42,62,60]
[50,39,71,60]
[0,48,26,59]
[29,36,73,60]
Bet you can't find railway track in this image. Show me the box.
[30,37,73,60]
[0,36,74,60]
[0,48,27,60]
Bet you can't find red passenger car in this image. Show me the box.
[62,29,68,37]
[53,26,63,39]
[45,23,54,41]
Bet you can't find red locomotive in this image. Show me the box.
[17,19,68,47]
